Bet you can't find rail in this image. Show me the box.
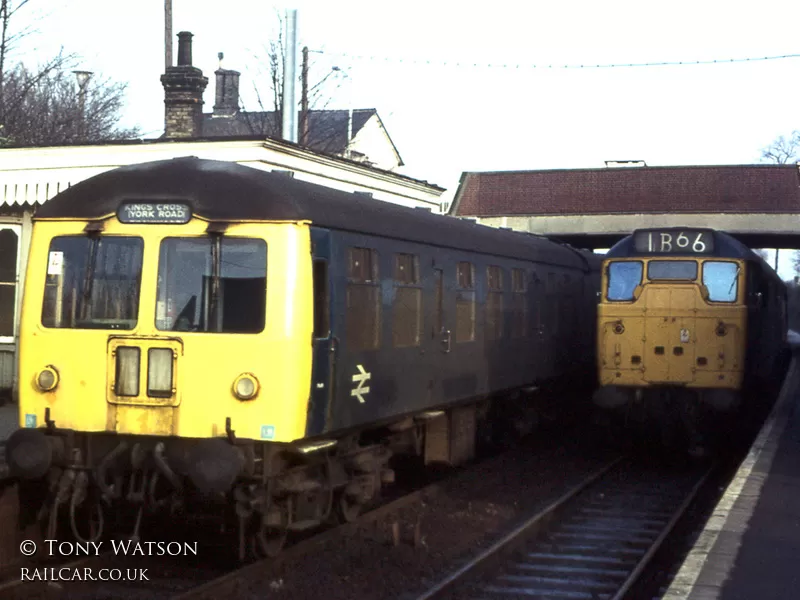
[413,457,714,600]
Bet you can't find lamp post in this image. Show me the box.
[73,70,93,140]
[332,66,353,159]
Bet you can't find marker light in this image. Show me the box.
[36,366,59,392]
[233,374,259,400]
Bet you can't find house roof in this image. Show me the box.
[450,164,800,217]
[202,109,404,166]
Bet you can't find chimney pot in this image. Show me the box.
[177,31,193,66]
[161,31,208,138]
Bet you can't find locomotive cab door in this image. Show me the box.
[306,228,336,436]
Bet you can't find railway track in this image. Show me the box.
[414,455,714,600]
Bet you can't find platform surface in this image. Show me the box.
[663,331,800,600]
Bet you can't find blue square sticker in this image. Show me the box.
[24,414,36,428]
[261,425,275,440]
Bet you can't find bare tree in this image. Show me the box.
[1,65,139,146]
[241,9,345,146]
[761,131,800,164]
[0,0,138,146]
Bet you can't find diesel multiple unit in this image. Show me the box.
[7,157,601,559]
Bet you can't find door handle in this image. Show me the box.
[442,329,451,353]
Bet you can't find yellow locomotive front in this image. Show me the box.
[593,228,750,431]
[14,202,314,490]
[597,256,745,391]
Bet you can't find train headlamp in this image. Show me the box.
[233,374,259,400]
[36,366,59,392]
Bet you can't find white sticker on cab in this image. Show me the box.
[47,251,64,275]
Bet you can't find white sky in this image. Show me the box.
[10,1,800,277]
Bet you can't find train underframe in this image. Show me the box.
[591,385,745,456]
[8,381,583,561]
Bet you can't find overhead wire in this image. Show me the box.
[309,50,800,70]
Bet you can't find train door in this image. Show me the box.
[429,254,482,402]
[306,228,336,436]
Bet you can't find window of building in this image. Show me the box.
[0,227,19,340]
[392,253,422,347]
[511,268,527,338]
[486,265,504,341]
[455,261,475,343]
[346,247,381,350]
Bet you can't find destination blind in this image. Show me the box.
[632,230,714,254]
[118,203,191,224]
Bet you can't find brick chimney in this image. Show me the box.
[213,52,240,116]
[160,31,208,138]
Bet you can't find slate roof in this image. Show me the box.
[451,165,800,217]
[202,108,403,165]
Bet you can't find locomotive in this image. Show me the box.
[7,157,601,558]
[593,227,788,453]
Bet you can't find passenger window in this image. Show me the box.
[532,275,544,335]
[607,261,643,301]
[346,247,381,351]
[511,268,527,338]
[486,265,504,341]
[547,272,559,336]
[392,253,421,347]
[703,261,739,303]
[433,269,443,336]
[455,261,475,343]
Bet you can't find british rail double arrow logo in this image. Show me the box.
[351,365,371,403]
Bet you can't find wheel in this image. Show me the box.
[252,525,288,558]
[337,490,363,523]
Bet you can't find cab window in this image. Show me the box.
[703,261,739,303]
[42,235,144,330]
[156,237,267,333]
[607,261,642,301]
[647,260,698,281]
